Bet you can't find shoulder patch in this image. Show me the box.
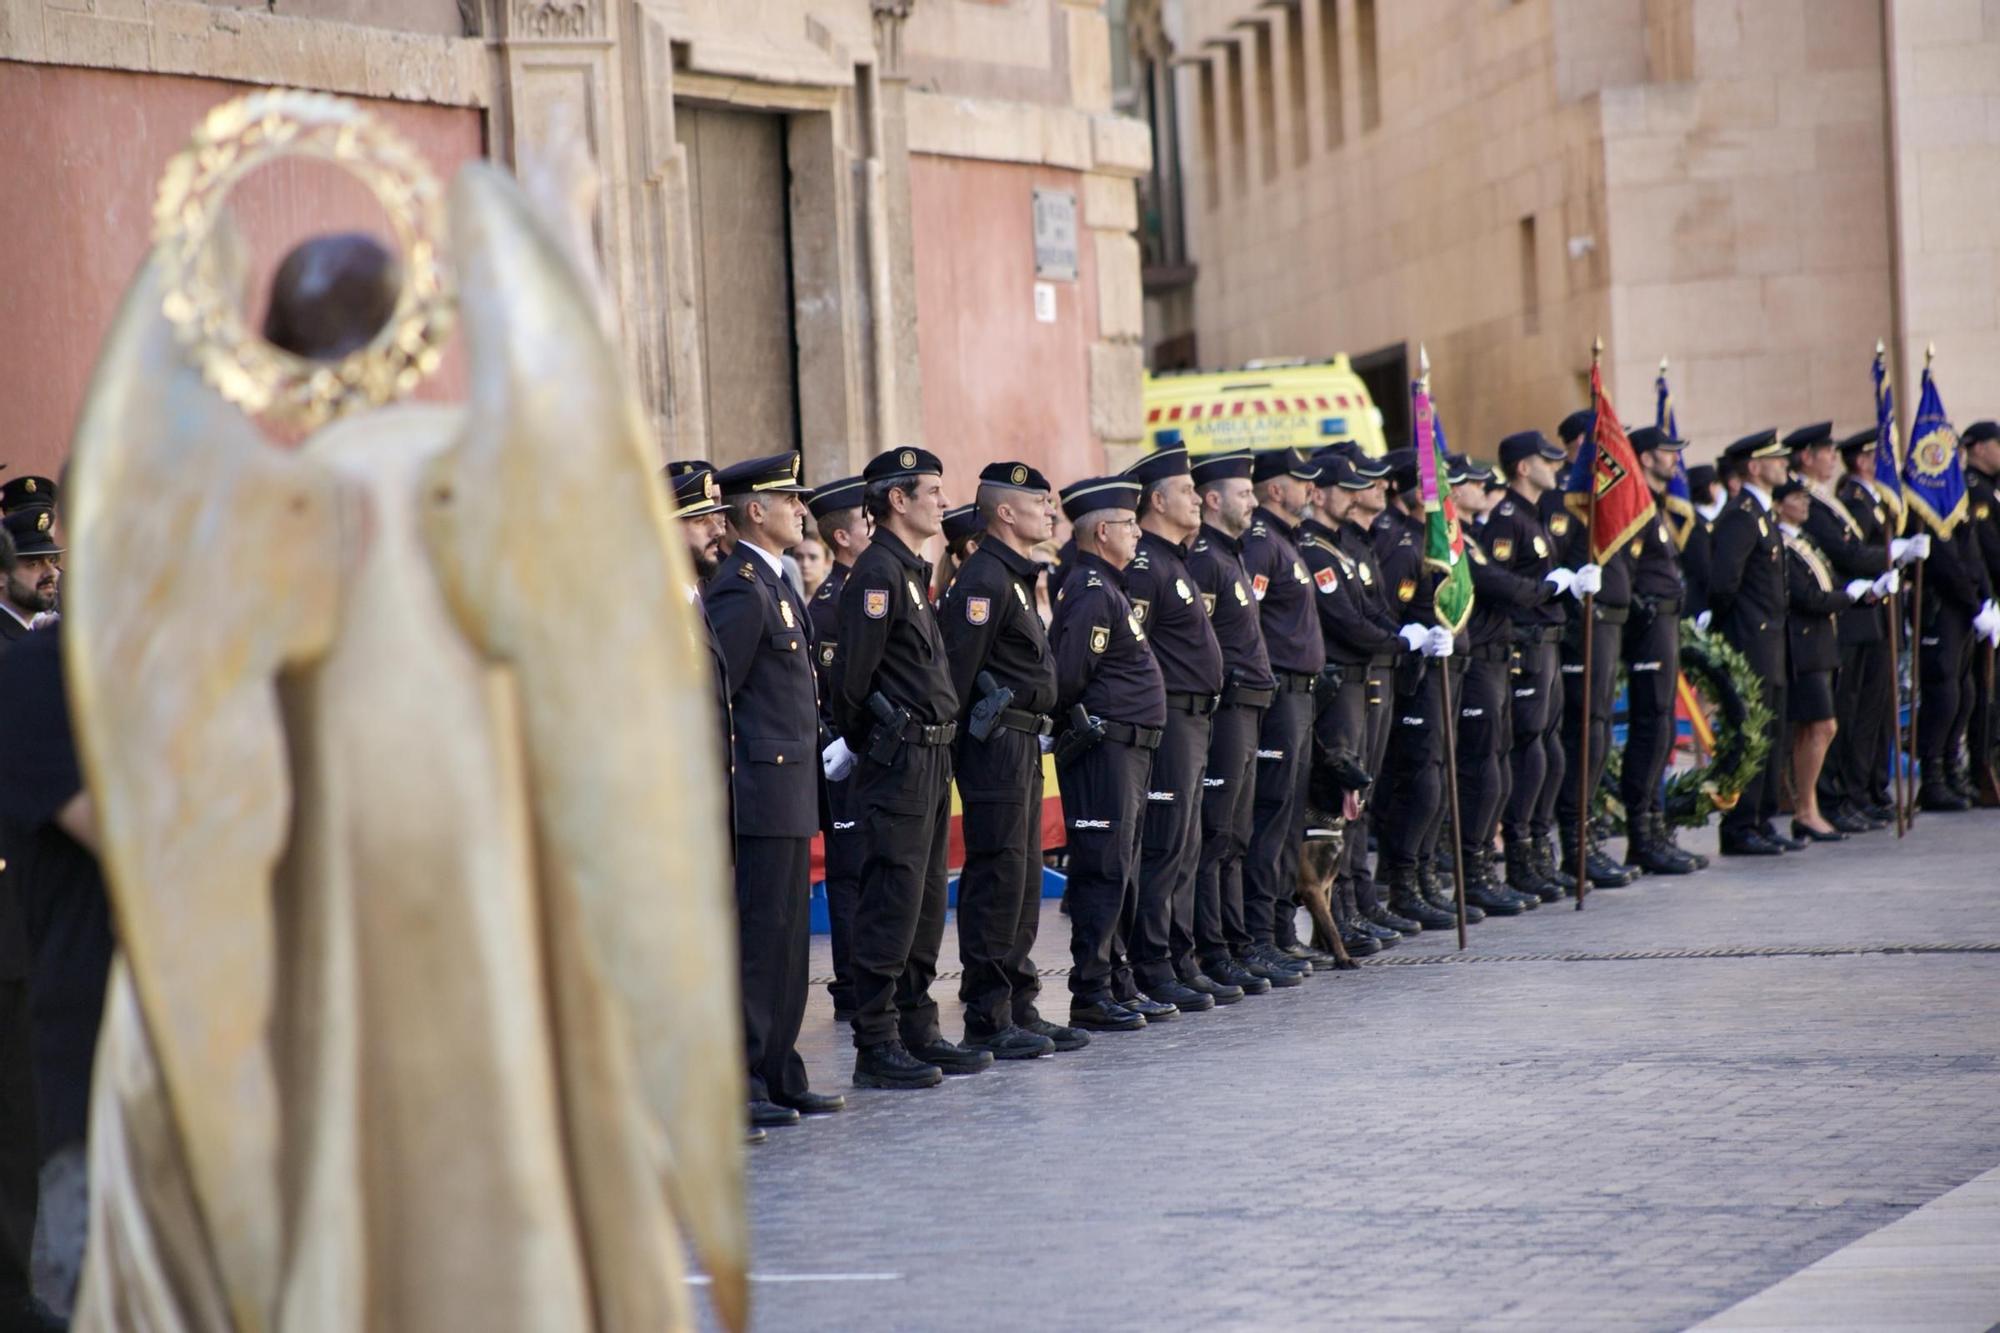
[1397,577,1417,602]
[966,595,991,625]
[1978,502,1992,521]
[1550,514,1571,536]
[1202,591,1217,616]
[820,642,836,666]
[1492,538,1515,561]
[1496,500,1515,516]
[1251,573,1270,601]
[863,588,890,619]
[1314,565,1338,594]
[1089,624,1110,655]
[1131,598,1151,624]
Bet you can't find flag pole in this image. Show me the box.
[1906,342,1933,821]
[1878,341,1911,837]
[1422,346,1472,950]
[1575,337,1604,911]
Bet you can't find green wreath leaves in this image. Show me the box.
[1597,622,1771,830]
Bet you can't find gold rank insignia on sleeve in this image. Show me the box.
[1397,577,1417,602]
[1493,538,1515,561]
[1089,624,1109,654]
[779,599,795,628]
[737,562,755,580]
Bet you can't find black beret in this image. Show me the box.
[1558,410,1595,446]
[807,475,866,518]
[1123,444,1190,486]
[863,446,944,483]
[1772,477,1806,502]
[1724,429,1787,461]
[1835,428,1879,456]
[665,465,725,519]
[942,503,985,546]
[1627,426,1687,455]
[1782,421,1833,450]
[1,505,60,557]
[1498,430,1565,467]
[1250,448,1319,484]
[978,461,1052,492]
[1189,451,1254,486]
[1961,420,2000,447]
[0,475,56,515]
[1059,475,1143,522]
[716,451,811,496]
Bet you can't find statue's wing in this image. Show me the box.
[64,252,343,1332]
[424,162,747,1331]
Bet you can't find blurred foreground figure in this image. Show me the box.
[62,92,745,1332]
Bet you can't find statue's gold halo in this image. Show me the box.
[151,88,455,430]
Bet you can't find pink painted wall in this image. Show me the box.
[0,61,485,478]
[908,154,1105,503]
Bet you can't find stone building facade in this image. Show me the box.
[1131,0,2000,461]
[0,0,1149,491]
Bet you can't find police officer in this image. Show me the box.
[0,475,55,516]
[833,447,990,1086]
[667,462,735,800]
[1712,430,1800,853]
[1775,476,1874,840]
[1683,463,1719,618]
[1913,445,1997,811]
[1297,450,1407,949]
[806,475,868,1020]
[1486,430,1577,901]
[1183,453,1275,998]
[704,452,843,1127]
[1372,450,1470,928]
[939,462,1081,1059]
[1119,446,1229,1011]
[1622,426,1703,874]
[1448,454,1550,914]
[1962,421,2000,799]
[1240,450,1330,977]
[1050,475,1169,1030]
[1830,430,1904,824]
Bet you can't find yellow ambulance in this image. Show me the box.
[1143,357,1389,458]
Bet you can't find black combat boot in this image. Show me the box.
[1654,809,1708,868]
[1420,862,1483,923]
[854,1040,945,1090]
[1463,847,1527,916]
[1919,774,1970,811]
[1388,866,1457,930]
[1538,834,1579,893]
[1506,838,1562,902]
[1476,846,1538,910]
[1343,877,1399,947]
[1628,812,1696,875]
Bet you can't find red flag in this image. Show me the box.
[1566,361,1657,562]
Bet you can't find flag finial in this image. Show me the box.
[1418,342,1431,385]
[1925,341,1936,369]
[1658,354,1669,374]
[1876,337,1886,357]
[1592,335,1604,368]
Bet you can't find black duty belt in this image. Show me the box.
[900,719,958,746]
[1275,670,1318,694]
[1165,690,1222,715]
[1101,720,1165,750]
[1524,625,1562,644]
[1368,652,1398,668]
[1594,603,1631,626]
[1220,681,1276,709]
[1639,597,1683,618]
[995,707,1053,737]
[1471,642,1512,663]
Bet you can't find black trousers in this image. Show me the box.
[1918,610,1976,766]
[1972,639,1997,791]
[0,979,35,1316]
[849,743,953,1049]
[735,835,812,1103]
[1125,708,1211,993]
[1194,701,1262,971]
[1555,617,1622,836]
[1246,686,1314,947]
[1348,663,1395,912]
[821,775,864,1013]
[1060,739,1152,1004]
[1456,652,1512,854]
[1381,661,1446,874]
[1619,608,1679,818]
[1721,635,1788,837]
[955,728,1046,1033]
[1510,639,1563,844]
[1826,636,1890,809]
[1318,666,1366,889]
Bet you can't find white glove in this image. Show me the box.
[1543,568,1576,596]
[1694,610,1713,633]
[1399,623,1429,652]
[1905,533,1933,563]
[1870,570,1901,599]
[1570,563,1603,598]
[1844,578,1875,602]
[1423,626,1455,658]
[1975,601,2000,642]
[821,737,857,781]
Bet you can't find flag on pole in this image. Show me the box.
[1872,346,1907,535]
[1903,356,1969,538]
[1565,358,1657,561]
[1413,370,1474,634]
[1655,360,1696,550]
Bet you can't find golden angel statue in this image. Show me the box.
[61,91,746,1332]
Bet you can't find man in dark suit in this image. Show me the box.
[704,452,844,1129]
[805,476,868,1022]
[1830,432,1904,822]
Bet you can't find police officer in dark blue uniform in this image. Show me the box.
[833,447,990,1087]
[1961,421,2000,799]
[1050,475,1170,1030]
[939,462,1082,1058]
[1118,446,1229,1011]
[667,461,735,805]
[1238,450,1328,979]
[704,452,843,1127]
[1183,453,1274,998]
[1622,426,1704,874]
[806,475,868,1020]
[1831,431,1903,823]
[1712,429,1801,854]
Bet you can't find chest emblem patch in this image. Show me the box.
[1397,577,1417,603]
[1234,581,1251,605]
[1176,577,1194,603]
[1314,565,1338,594]
[1358,564,1374,586]
[1251,573,1270,601]
[1293,561,1309,583]
[778,598,796,628]
[966,596,991,625]
[907,578,925,606]
[1202,592,1217,616]
[1757,518,1770,539]
[863,588,889,619]
[1089,624,1110,655]
[1015,583,1031,610]
[1534,535,1551,557]
[820,643,836,666]
[1131,599,1151,624]
[1128,612,1146,640]
[1493,538,1515,561]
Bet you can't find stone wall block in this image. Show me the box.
[1088,112,1150,178]
[1089,340,1144,442]
[1081,171,1136,231]
[1093,230,1143,341]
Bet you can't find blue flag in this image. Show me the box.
[1655,363,1695,550]
[1903,361,1968,538]
[1872,348,1906,536]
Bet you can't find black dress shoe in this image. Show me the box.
[1830,808,1876,834]
[1367,903,1425,934]
[1465,881,1526,915]
[1251,943,1312,976]
[1584,848,1638,887]
[853,1040,944,1089]
[909,1036,995,1074]
[1763,828,1808,851]
[1339,927,1383,956]
[1183,971,1245,1005]
[775,1089,847,1115]
[832,1008,856,1025]
[1864,801,1898,823]
[1919,781,1971,812]
[1019,1016,1091,1050]
[1239,950,1305,987]
[1145,979,1217,1012]
[1209,958,1271,995]
[964,1024,1057,1060]
[746,1126,767,1145]
[1069,999,1147,1031]
[750,1099,801,1127]
[1789,819,1847,843]
[1120,994,1181,1020]
[1718,831,1783,856]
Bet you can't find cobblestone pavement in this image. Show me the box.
[717,812,2000,1331]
